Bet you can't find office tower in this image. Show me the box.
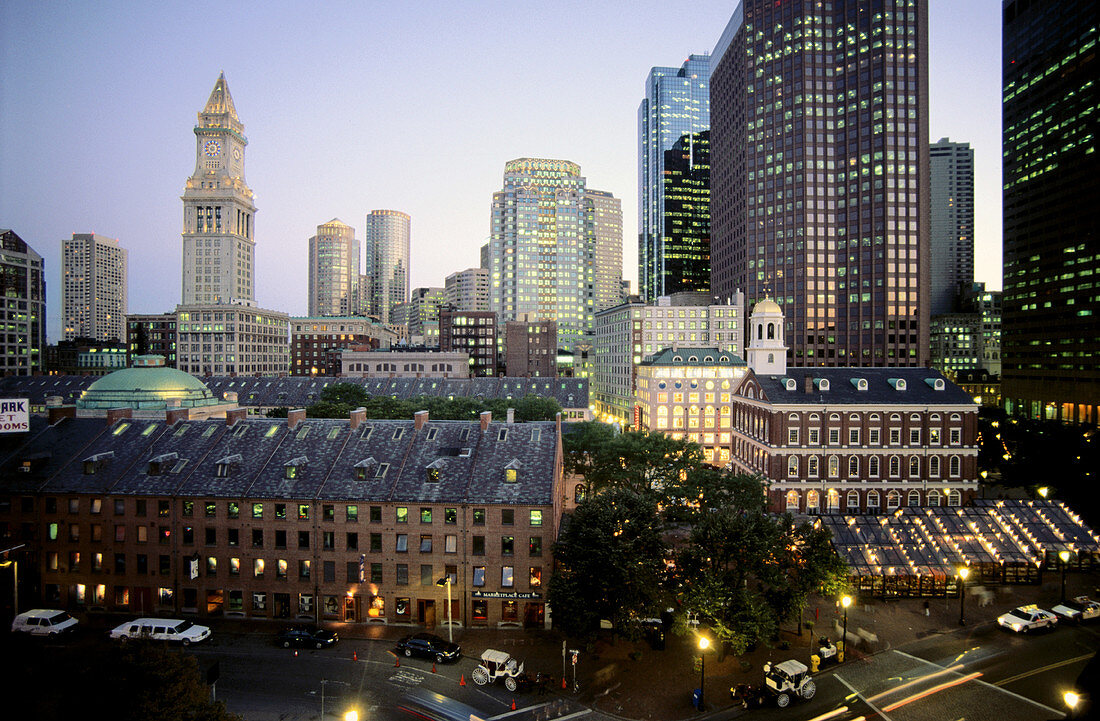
[930,283,1001,381]
[929,139,974,315]
[489,158,620,353]
[0,229,46,375]
[61,233,128,342]
[710,1,930,367]
[639,54,711,299]
[405,287,445,345]
[363,209,410,324]
[308,218,359,317]
[180,72,256,305]
[585,190,624,313]
[444,267,490,311]
[1003,0,1099,424]
[440,309,498,377]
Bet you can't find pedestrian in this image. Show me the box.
[923,600,930,617]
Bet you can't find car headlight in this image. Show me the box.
[1013,623,1023,631]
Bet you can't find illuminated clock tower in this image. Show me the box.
[181,72,256,304]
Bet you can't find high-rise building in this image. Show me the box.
[584,190,624,313]
[61,233,128,342]
[0,229,46,375]
[929,139,974,315]
[126,312,178,367]
[308,219,359,317]
[488,158,620,353]
[638,54,711,300]
[444,267,490,311]
[1002,0,1099,424]
[181,72,256,305]
[710,1,930,367]
[363,209,410,323]
[405,287,445,345]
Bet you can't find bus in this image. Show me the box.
[396,689,485,721]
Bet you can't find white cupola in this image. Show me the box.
[746,296,787,375]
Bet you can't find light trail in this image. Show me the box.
[879,671,983,712]
[865,663,965,703]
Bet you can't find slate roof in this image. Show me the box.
[749,367,975,407]
[641,347,747,366]
[0,415,560,506]
[1,375,589,410]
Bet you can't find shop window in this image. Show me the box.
[396,597,411,619]
[472,600,488,622]
[502,600,518,622]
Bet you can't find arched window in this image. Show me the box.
[927,490,941,506]
[886,490,901,510]
[866,490,880,509]
[786,490,800,512]
[787,456,799,477]
[757,324,763,340]
[806,490,820,514]
[929,456,940,477]
[869,456,880,477]
[908,490,921,507]
[949,456,961,477]
[768,353,775,364]
[846,490,860,510]
[889,456,900,477]
[767,322,775,339]
[574,484,586,503]
[827,489,840,512]
[808,456,820,477]
[947,490,962,507]
[828,455,840,477]
[848,456,860,477]
[909,456,920,477]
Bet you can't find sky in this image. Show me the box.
[0,1,1003,342]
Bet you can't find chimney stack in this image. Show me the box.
[805,375,814,394]
[106,408,133,426]
[166,407,190,425]
[226,408,247,426]
[48,405,76,425]
[414,410,428,430]
[506,408,515,424]
[480,411,492,432]
[288,409,306,429]
[349,407,366,430]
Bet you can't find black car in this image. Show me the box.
[395,632,461,663]
[276,627,339,649]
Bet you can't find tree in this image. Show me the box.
[562,423,704,496]
[548,487,668,638]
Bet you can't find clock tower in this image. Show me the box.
[181,72,256,304]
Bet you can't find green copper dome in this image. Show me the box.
[76,355,223,410]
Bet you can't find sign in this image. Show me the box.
[570,650,579,666]
[358,554,365,583]
[471,591,542,600]
[189,555,200,580]
[0,399,29,433]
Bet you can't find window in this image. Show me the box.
[346,532,358,550]
[869,456,880,477]
[502,509,514,525]
[419,535,432,553]
[887,491,901,510]
[323,505,335,522]
[890,428,901,444]
[370,533,382,552]
[849,428,859,445]
[472,600,487,622]
[227,502,239,519]
[253,592,266,611]
[889,456,901,477]
[370,506,382,522]
[396,564,408,585]
[323,531,334,550]
[206,557,217,576]
[473,566,485,587]
[501,566,514,588]
[909,456,920,477]
[252,503,263,518]
[473,508,486,525]
[275,504,286,520]
[529,567,542,588]
[396,534,408,553]
[909,429,920,445]
[205,502,216,518]
[846,491,860,510]
[828,456,839,477]
[229,557,240,576]
[445,508,457,524]
[277,559,288,579]
[848,457,859,476]
[205,528,217,545]
[787,456,799,476]
[182,526,194,545]
[829,428,840,445]
[529,537,542,557]
[929,428,941,445]
[298,504,310,521]
[275,530,286,548]
[574,484,586,503]
[947,490,961,507]
[929,456,941,477]
[808,428,820,445]
[949,456,961,477]
[472,536,485,556]
[252,529,264,548]
[445,535,457,553]
[501,536,514,556]
[869,428,880,445]
[788,428,799,444]
[420,508,432,524]
[158,500,170,517]
[396,507,408,524]
[299,560,311,579]
[907,490,921,507]
[529,510,542,527]
[298,531,310,549]
[420,565,433,586]
[866,490,880,509]
[371,563,383,584]
[346,505,358,522]
[808,456,819,477]
[950,428,961,445]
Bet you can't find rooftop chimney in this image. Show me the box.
[106,407,133,426]
[288,409,306,429]
[805,375,814,394]
[350,407,366,430]
[48,405,76,425]
[166,407,190,425]
[414,410,428,430]
[506,408,515,424]
[480,411,492,432]
[226,408,247,426]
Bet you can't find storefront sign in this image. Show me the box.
[471,591,542,600]
[0,399,29,433]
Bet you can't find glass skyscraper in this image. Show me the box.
[1002,0,1099,424]
[929,139,974,316]
[638,54,711,300]
[363,209,410,324]
[710,0,929,367]
[307,218,358,317]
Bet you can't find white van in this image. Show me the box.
[11,609,79,637]
[109,617,211,646]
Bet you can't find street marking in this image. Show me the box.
[805,707,850,721]
[892,649,1066,717]
[487,702,551,719]
[835,673,894,721]
[994,653,1094,687]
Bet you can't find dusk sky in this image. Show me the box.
[0,1,1003,342]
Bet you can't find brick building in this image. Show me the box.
[290,316,398,376]
[505,317,557,378]
[439,310,498,377]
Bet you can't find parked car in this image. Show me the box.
[996,604,1058,634]
[1051,596,1100,623]
[276,626,338,649]
[395,632,461,663]
[11,609,79,637]
[110,618,211,645]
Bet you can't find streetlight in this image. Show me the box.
[0,543,26,615]
[1065,690,1081,718]
[697,636,710,711]
[1059,550,1073,603]
[840,595,852,662]
[344,711,359,721]
[436,575,453,643]
[1038,486,1050,499]
[957,566,970,626]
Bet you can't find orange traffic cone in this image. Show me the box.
[432,662,437,673]
[510,699,517,711]
[394,655,401,667]
[561,677,567,690]
[459,674,466,686]
[353,650,358,661]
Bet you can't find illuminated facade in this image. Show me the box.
[584,190,624,314]
[635,347,747,466]
[638,54,711,299]
[0,229,46,375]
[181,73,256,305]
[1002,0,1099,424]
[363,210,410,324]
[290,316,397,376]
[62,233,128,343]
[444,268,489,312]
[710,0,930,367]
[307,219,359,317]
[929,139,973,315]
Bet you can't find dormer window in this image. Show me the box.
[82,452,114,475]
[354,457,376,481]
[284,456,308,479]
[851,378,868,391]
[925,378,946,390]
[425,459,445,482]
[375,463,390,479]
[426,428,438,441]
[427,468,441,483]
[816,379,830,391]
[888,378,907,391]
[784,378,797,391]
[147,453,178,476]
[360,425,374,440]
[393,428,405,441]
[504,460,521,483]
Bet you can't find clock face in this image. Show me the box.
[233,147,241,161]
[203,139,222,157]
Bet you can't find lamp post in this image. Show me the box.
[0,543,25,615]
[1065,691,1081,719]
[840,595,851,662]
[957,566,970,626]
[697,636,710,711]
[436,575,453,643]
[1059,550,1072,603]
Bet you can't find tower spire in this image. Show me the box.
[202,71,239,121]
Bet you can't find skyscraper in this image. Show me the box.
[1002,0,1099,424]
[638,54,711,300]
[584,189,624,313]
[0,229,45,375]
[710,0,929,367]
[929,139,974,315]
[180,72,256,305]
[488,158,620,353]
[61,233,128,342]
[363,209,410,324]
[444,267,489,311]
[308,218,359,317]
